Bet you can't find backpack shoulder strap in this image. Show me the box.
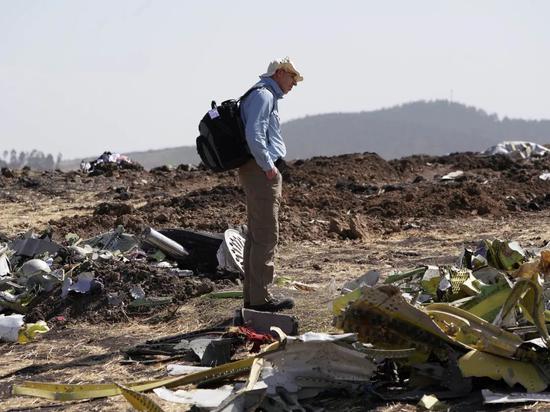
[239,86,275,113]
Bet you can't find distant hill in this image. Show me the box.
[59,100,550,170]
[283,100,550,160]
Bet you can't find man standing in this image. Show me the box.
[239,57,303,312]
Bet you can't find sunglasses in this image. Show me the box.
[283,70,298,82]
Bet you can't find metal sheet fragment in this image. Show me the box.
[426,303,523,358]
[482,388,550,404]
[336,286,466,358]
[153,385,234,408]
[459,350,547,392]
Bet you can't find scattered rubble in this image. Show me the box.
[0,227,246,326]
[9,235,550,409]
[483,141,550,159]
[80,151,142,176]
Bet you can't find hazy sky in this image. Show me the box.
[1,0,548,160]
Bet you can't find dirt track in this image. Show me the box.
[1,152,550,411]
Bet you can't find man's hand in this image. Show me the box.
[265,167,278,180]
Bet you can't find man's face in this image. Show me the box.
[273,69,298,94]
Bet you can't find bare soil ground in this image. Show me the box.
[1,152,550,411]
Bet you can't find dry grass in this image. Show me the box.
[0,192,98,235]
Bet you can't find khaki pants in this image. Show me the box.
[238,159,282,306]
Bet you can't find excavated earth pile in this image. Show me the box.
[2,151,547,241]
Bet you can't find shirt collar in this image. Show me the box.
[258,76,284,99]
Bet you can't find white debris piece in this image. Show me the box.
[61,272,99,298]
[259,333,377,395]
[483,141,550,159]
[441,170,464,180]
[341,270,380,293]
[153,385,234,408]
[0,314,24,342]
[217,229,245,274]
[0,254,10,277]
[20,259,51,276]
[167,364,211,376]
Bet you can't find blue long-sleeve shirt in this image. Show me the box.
[240,77,286,171]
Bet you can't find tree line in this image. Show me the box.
[0,150,62,171]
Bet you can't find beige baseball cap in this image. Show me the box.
[259,57,303,82]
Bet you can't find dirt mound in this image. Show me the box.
[20,153,550,241]
[3,151,550,242]
[290,152,400,185]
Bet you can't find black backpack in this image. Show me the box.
[196,86,269,172]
